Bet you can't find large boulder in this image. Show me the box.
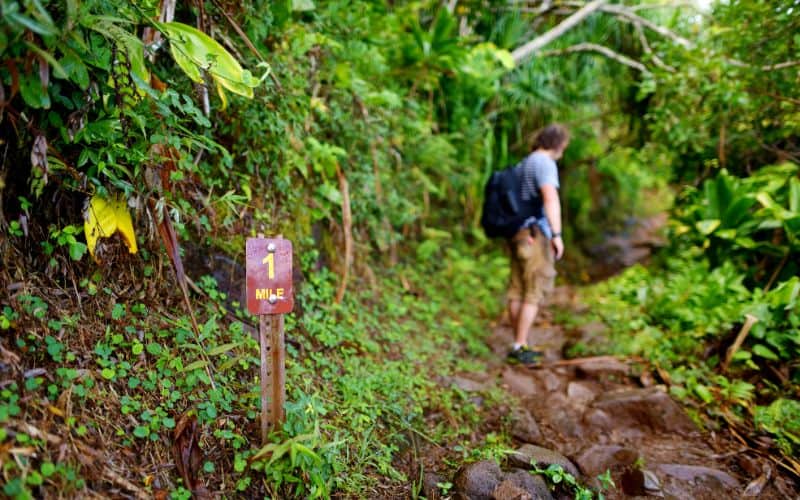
[588,387,697,435]
[453,461,504,500]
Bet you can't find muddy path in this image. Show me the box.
[417,286,798,499]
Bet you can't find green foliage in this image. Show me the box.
[673,164,800,271]
[643,1,800,177]
[532,463,613,500]
[755,399,800,456]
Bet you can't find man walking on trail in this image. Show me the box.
[506,124,569,367]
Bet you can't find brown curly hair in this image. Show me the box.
[533,124,570,150]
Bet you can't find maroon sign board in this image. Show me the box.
[246,238,293,315]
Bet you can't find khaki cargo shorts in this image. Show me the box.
[507,227,556,305]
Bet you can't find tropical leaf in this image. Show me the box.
[83,195,138,262]
[695,219,720,235]
[158,21,258,99]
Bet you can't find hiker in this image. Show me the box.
[506,124,569,366]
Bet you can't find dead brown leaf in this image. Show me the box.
[31,134,48,184]
[171,413,210,499]
[37,55,49,89]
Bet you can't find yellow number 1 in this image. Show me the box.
[262,253,275,279]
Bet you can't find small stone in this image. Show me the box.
[656,464,740,489]
[566,381,598,406]
[507,444,579,478]
[449,375,489,392]
[452,461,503,500]
[510,407,543,444]
[422,472,446,499]
[529,369,564,393]
[574,445,639,476]
[503,469,554,500]
[642,469,661,493]
[492,480,532,500]
[502,368,538,397]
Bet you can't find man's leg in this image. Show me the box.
[514,301,539,347]
[508,298,521,327]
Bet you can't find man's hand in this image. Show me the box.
[551,235,564,260]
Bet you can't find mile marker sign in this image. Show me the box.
[246,236,293,443]
[246,238,293,315]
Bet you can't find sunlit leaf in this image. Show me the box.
[182,359,209,372]
[695,219,720,235]
[207,342,242,356]
[293,0,315,11]
[752,344,779,361]
[789,178,800,213]
[693,384,713,404]
[83,194,138,262]
[158,21,257,98]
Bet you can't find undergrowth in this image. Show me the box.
[0,235,514,498]
[574,259,799,456]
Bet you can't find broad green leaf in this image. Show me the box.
[293,0,315,11]
[182,359,209,372]
[752,344,779,361]
[87,19,150,87]
[716,229,736,240]
[158,21,257,98]
[756,192,792,220]
[169,38,203,83]
[695,219,720,235]
[789,178,800,213]
[83,194,138,263]
[693,384,714,404]
[721,196,755,228]
[208,342,243,356]
[317,182,342,205]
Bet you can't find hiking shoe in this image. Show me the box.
[507,346,543,367]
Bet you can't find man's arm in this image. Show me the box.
[540,184,564,260]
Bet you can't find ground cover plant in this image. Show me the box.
[1,232,518,497]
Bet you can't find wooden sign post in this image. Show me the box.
[246,236,293,444]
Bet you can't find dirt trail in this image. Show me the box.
[433,286,797,499]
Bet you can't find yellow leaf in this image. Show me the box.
[216,81,228,110]
[83,195,138,262]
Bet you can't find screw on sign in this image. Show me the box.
[246,237,293,444]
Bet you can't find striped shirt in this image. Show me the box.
[518,151,560,238]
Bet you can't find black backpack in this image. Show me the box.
[480,164,537,239]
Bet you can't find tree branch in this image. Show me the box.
[635,22,676,72]
[555,1,695,48]
[761,60,800,71]
[511,0,608,65]
[539,42,650,73]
